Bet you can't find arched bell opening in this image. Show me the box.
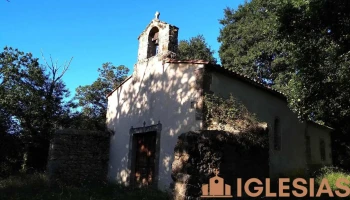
[147,27,160,58]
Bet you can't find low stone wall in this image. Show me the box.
[171,127,269,200]
[47,129,110,185]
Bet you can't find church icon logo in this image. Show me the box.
[201,169,233,198]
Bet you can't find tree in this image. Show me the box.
[73,63,129,131]
[277,0,350,168]
[177,35,217,64]
[0,106,22,177]
[218,0,292,85]
[0,46,72,172]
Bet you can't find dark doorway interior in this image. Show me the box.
[133,131,157,187]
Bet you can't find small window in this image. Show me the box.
[306,136,311,162]
[320,139,326,161]
[274,118,281,151]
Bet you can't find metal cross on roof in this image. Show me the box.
[155,11,160,20]
[214,169,219,176]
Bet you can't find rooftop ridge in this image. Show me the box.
[165,59,287,100]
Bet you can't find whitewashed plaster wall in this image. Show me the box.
[106,56,203,190]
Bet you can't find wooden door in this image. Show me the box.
[133,131,157,187]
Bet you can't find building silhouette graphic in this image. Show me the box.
[201,170,232,198]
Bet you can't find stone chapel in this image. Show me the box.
[106,12,333,190]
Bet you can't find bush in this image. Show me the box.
[0,133,24,178]
[0,173,170,200]
[315,166,350,191]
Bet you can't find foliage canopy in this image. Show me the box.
[177,35,217,64]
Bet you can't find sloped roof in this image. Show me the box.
[106,75,132,98]
[206,64,287,100]
[165,59,287,100]
[307,120,334,131]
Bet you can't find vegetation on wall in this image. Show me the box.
[203,93,258,131]
[172,129,269,199]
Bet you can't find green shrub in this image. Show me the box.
[315,166,350,191]
[0,173,170,200]
[0,133,24,178]
[0,172,48,189]
[203,93,258,130]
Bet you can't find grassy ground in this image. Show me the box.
[2,168,350,200]
[0,173,170,200]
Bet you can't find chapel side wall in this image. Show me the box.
[106,58,203,190]
[208,71,307,178]
[307,124,332,169]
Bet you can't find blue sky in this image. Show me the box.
[1,0,243,98]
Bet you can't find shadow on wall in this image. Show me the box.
[106,59,203,189]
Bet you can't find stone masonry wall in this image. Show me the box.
[47,129,110,185]
[171,128,269,200]
[137,19,179,62]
